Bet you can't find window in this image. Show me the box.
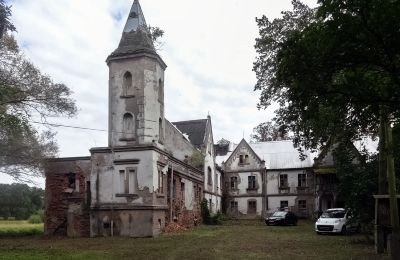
[239,155,244,164]
[158,79,164,102]
[280,200,288,209]
[123,71,133,96]
[298,173,307,187]
[159,118,164,142]
[181,182,185,203]
[119,168,137,194]
[230,176,238,190]
[245,154,249,163]
[279,174,288,187]
[298,200,307,210]
[158,171,164,194]
[207,167,212,185]
[230,201,238,213]
[123,113,135,139]
[248,176,256,189]
[248,200,257,214]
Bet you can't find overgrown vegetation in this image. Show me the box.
[188,150,205,170]
[0,221,379,259]
[0,220,43,237]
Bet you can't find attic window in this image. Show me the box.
[239,155,244,164]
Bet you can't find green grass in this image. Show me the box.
[0,220,43,237]
[0,220,387,260]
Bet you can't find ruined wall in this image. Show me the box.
[164,120,196,161]
[45,158,91,237]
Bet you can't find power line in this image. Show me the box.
[31,121,109,133]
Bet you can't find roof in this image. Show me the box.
[216,140,316,170]
[108,0,156,60]
[251,141,315,169]
[172,119,208,149]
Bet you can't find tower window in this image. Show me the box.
[158,79,164,102]
[123,113,135,139]
[123,71,133,96]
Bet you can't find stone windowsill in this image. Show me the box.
[115,193,139,198]
[120,95,135,99]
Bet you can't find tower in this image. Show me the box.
[107,0,166,147]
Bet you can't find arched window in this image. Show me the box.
[123,113,135,139]
[123,71,133,96]
[158,79,164,102]
[159,118,163,142]
[207,167,212,185]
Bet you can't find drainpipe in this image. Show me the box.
[169,165,174,222]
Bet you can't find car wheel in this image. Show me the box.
[341,226,347,235]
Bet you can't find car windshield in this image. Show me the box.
[321,210,346,218]
[272,212,287,217]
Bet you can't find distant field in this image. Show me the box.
[0,220,387,260]
[0,220,43,237]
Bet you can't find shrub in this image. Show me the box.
[28,214,42,224]
[200,199,211,224]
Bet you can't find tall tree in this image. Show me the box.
[250,121,290,142]
[254,0,400,255]
[0,1,77,181]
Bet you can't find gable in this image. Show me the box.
[224,139,263,171]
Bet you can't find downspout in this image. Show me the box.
[169,165,174,222]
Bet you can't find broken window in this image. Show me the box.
[119,168,137,194]
[248,200,257,214]
[239,155,244,164]
[280,200,289,209]
[298,200,307,210]
[248,176,256,190]
[158,170,164,194]
[122,71,133,96]
[298,173,307,187]
[230,176,238,190]
[230,201,238,213]
[279,174,288,187]
[207,167,212,185]
[181,182,185,203]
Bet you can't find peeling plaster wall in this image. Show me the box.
[108,56,164,147]
[231,197,263,217]
[164,120,196,161]
[267,170,305,195]
[267,196,297,213]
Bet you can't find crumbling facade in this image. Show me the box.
[45,0,220,238]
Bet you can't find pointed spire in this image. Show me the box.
[108,0,157,61]
[123,0,147,33]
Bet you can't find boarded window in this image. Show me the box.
[123,113,135,139]
[248,176,256,189]
[298,173,307,187]
[123,71,133,96]
[279,174,288,187]
[248,200,257,214]
[119,168,137,194]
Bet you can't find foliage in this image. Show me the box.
[0,3,76,181]
[200,198,211,224]
[254,0,400,151]
[148,26,164,50]
[0,183,44,220]
[27,214,42,224]
[189,150,205,169]
[0,220,43,237]
[250,121,290,142]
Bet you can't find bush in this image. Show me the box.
[28,214,42,224]
[200,199,211,224]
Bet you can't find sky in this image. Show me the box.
[0,0,319,186]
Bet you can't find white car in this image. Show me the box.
[315,208,359,234]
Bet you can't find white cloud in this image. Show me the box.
[2,0,318,186]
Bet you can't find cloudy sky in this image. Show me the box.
[1,0,318,186]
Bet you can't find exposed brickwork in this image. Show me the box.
[45,159,90,237]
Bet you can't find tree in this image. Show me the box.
[0,1,77,181]
[250,121,290,142]
[254,0,400,254]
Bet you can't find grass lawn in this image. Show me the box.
[0,220,387,260]
[0,220,43,237]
